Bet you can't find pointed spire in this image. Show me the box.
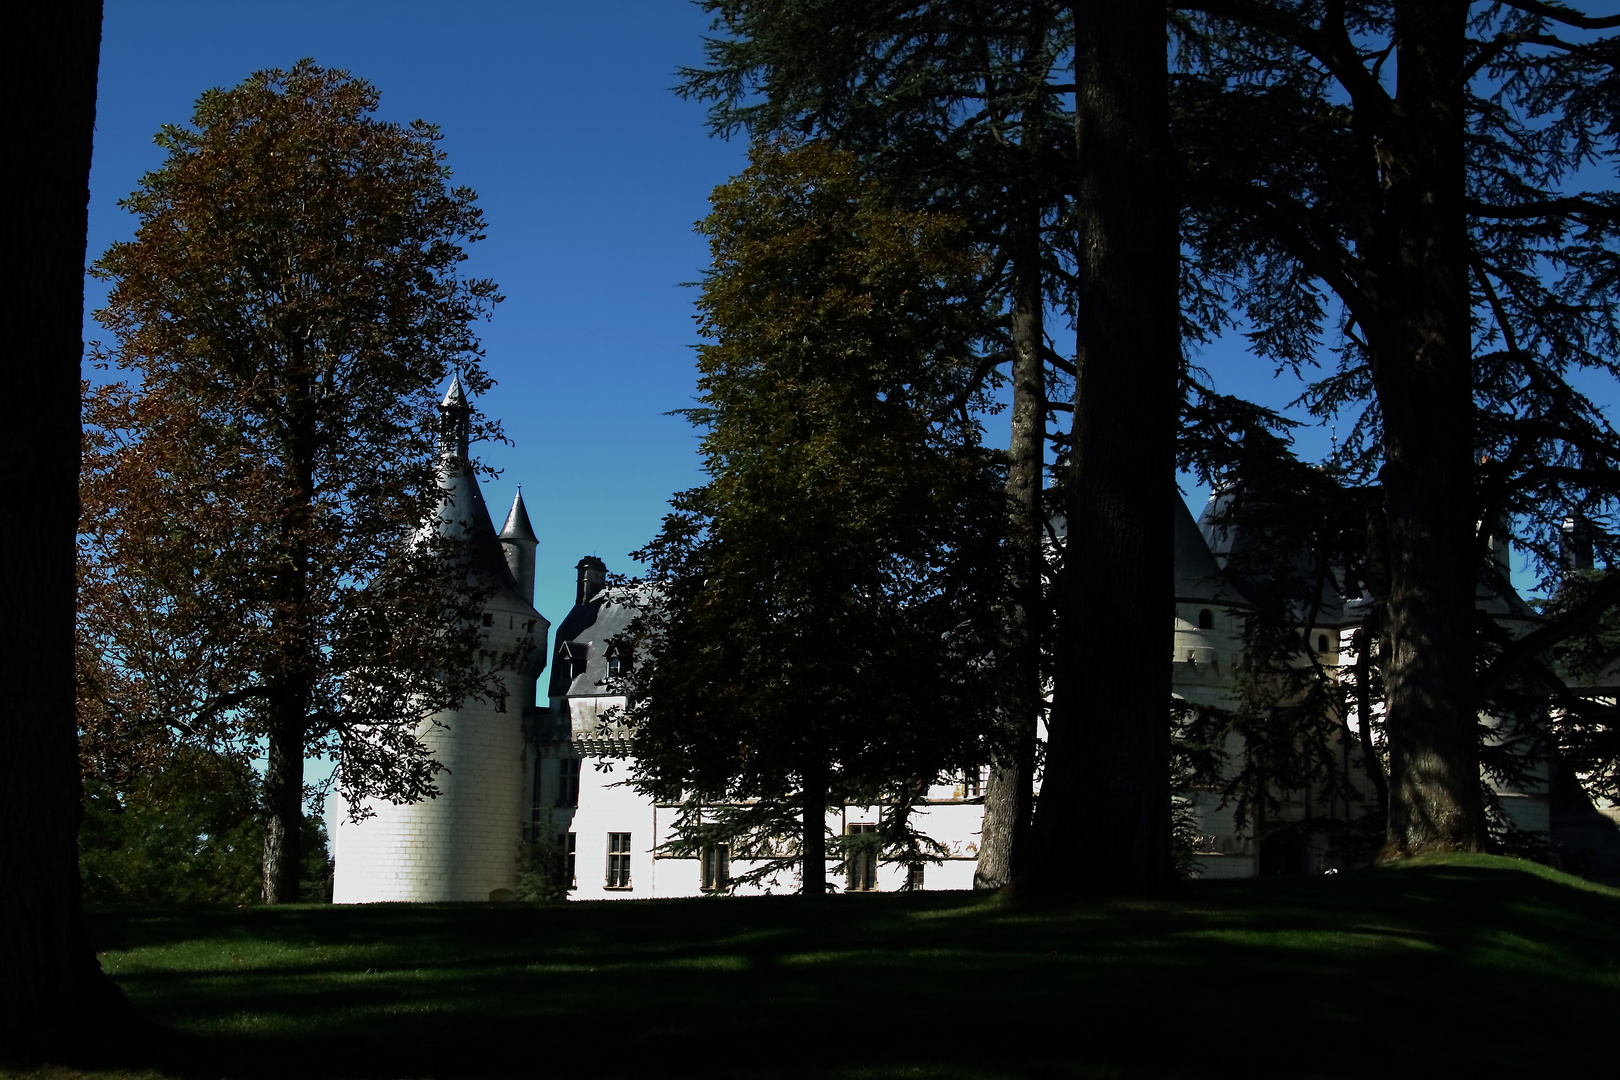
[438,372,470,460]
[499,486,537,542]
[441,371,467,410]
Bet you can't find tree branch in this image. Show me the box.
[1496,0,1620,31]
[1478,571,1620,700]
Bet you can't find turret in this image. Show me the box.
[576,556,607,606]
[499,488,538,606]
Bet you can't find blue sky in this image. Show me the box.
[86,0,1344,632]
[87,0,749,632]
[89,2,1614,810]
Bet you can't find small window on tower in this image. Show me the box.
[1198,609,1214,630]
[1317,633,1330,654]
[482,613,494,627]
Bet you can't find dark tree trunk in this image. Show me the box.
[261,713,306,904]
[976,213,1045,890]
[1352,626,1390,820]
[0,0,138,1060]
[800,760,828,896]
[1024,2,1179,895]
[1365,0,1484,856]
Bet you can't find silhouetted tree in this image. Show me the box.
[0,0,143,1062]
[1173,0,1620,856]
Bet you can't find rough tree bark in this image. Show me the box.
[975,210,1046,890]
[0,0,141,1060]
[1364,0,1484,856]
[1025,1,1180,894]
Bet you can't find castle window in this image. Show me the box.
[606,832,632,889]
[846,822,878,892]
[557,832,576,890]
[481,613,494,627]
[1198,609,1214,630]
[700,843,730,892]
[556,758,581,808]
[906,863,925,892]
[962,767,983,799]
[1317,633,1330,654]
[607,640,632,678]
[528,758,545,841]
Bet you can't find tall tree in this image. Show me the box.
[0,0,142,1061]
[1024,2,1182,894]
[82,61,506,903]
[622,141,1002,895]
[1174,0,1620,857]
[679,1,1076,887]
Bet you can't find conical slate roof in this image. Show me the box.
[1174,496,1253,607]
[499,487,536,542]
[1047,497,1253,609]
[424,377,538,617]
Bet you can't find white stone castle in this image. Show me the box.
[332,380,1613,903]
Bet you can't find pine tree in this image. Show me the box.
[621,142,1002,895]
[1173,0,1620,857]
[680,1,1077,885]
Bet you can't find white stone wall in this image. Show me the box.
[334,604,541,904]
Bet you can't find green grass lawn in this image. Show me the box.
[13,853,1620,1079]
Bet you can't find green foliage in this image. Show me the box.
[80,59,506,899]
[620,141,1004,887]
[514,817,572,904]
[79,749,331,905]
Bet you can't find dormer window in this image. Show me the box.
[559,642,586,680]
[606,640,632,678]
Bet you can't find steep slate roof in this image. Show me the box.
[1175,495,1254,608]
[548,579,647,698]
[1199,486,1540,630]
[499,487,536,543]
[1198,489,1355,627]
[426,375,540,617]
[1052,498,1253,609]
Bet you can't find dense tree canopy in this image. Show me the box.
[1173,0,1620,856]
[621,141,1003,894]
[679,0,1078,887]
[81,60,505,903]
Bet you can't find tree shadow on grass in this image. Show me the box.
[77,858,1620,1080]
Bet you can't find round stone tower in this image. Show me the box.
[333,376,550,903]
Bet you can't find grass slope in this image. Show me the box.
[13,854,1620,1079]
